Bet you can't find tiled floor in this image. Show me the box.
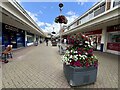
[1,42,118,88]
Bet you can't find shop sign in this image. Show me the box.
[5,24,18,32]
[107,24,120,32]
[107,43,120,51]
[84,29,102,35]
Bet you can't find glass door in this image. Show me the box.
[10,32,17,48]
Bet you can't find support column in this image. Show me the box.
[101,27,107,52]
[38,36,40,44]
[110,0,114,9]
[34,34,36,42]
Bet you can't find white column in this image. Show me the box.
[25,31,27,47]
[38,36,40,43]
[34,34,36,42]
[101,27,107,52]
[110,0,114,9]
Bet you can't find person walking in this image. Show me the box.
[46,39,48,46]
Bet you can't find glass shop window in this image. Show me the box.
[109,33,120,43]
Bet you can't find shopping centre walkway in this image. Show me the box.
[1,42,118,88]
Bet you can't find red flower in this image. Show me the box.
[87,49,93,54]
[71,40,74,44]
[85,58,88,61]
[73,60,82,67]
[81,35,85,39]
[78,51,82,55]
[85,62,89,68]
[67,36,70,39]
[70,61,74,66]
[77,48,81,51]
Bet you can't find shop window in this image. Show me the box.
[17,33,25,47]
[27,35,34,43]
[109,33,120,43]
[94,3,105,17]
[113,0,120,7]
[107,33,120,51]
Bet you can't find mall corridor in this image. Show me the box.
[2,42,118,88]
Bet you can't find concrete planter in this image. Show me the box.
[63,64,98,86]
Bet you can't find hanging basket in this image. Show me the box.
[52,31,56,34]
[55,15,68,24]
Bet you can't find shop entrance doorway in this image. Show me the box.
[89,34,101,50]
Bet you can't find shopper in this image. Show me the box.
[46,39,48,46]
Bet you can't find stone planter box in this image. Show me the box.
[63,64,98,86]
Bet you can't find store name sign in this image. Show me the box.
[5,24,18,32]
[84,29,102,35]
[114,25,120,30]
[107,24,120,32]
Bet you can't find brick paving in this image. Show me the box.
[1,42,118,88]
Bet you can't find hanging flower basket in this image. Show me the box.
[55,15,68,24]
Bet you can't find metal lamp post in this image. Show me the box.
[54,2,67,54]
[59,3,63,55]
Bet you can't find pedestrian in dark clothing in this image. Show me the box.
[46,39,48,46]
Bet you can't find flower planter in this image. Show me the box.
[63,64,98,86]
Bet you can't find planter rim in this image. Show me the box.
[64,64,98,69]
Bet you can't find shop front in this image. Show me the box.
[26,32,34,46]
[2,23,25,48]
[84,29,102,51]
[107,24,120,54]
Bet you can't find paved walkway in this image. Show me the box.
[1,42,118,88]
